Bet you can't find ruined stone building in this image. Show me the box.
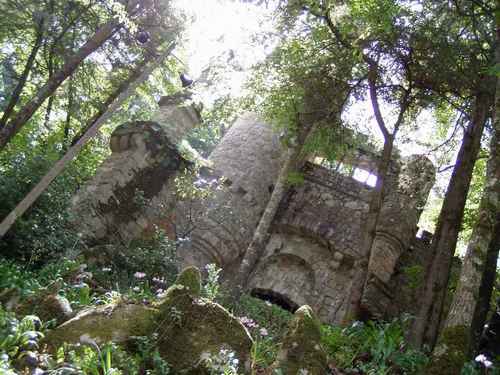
[71,94,436,324]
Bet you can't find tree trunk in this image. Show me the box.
[235,122,313,293]
[444,20,500,334]
[62,75,75,151]
[469,214,500,355]
[0,19,121,150]
[0,19,44,128]
[0,43,176,238]
[345,136,394,320]
[344,59,409,321]
[410,87,492,349]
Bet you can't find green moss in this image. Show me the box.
[426,325,468,375]
[156,293,253,373]
[273,305,328,374]
[44,304,158,349]
[174,266,201,297]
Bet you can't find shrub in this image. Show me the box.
[321,317,429,374]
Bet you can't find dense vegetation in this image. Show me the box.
[0,0,499,374]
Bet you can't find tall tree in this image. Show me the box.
[0,14,45,128]
[409,0,497,349]
[436,9,500,362]
[0,0,150,150]
[0,42,176,238]
[410,83,493,349]
[469,215,500,355]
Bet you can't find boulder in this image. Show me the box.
[44,266,253,374]
[273,305,328,374]
[37,294,73,324]
[44,303,157,348]
[155,267,253,373]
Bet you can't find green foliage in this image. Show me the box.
[133,334,172,374]
[286,171,305,186]
[321,318,429,374]
[228,295,292,368]
[402,265,424,290]
[203,263,222,301]
[0,307,44,371]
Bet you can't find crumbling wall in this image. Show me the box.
[70,95,200,244]
[247,156,435,324]
[72,109,437,325]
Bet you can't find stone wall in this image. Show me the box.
[247,157,435,324]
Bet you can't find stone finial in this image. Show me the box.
[173,266,202,297]
[152,92,202,146]
[273,305,328,374]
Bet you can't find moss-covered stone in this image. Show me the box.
[173,266,202,297]
[37,294,73,324]
[426,325,468,375]
[273,305,328,374]
[44,303,158,349]
[156,292,253,374]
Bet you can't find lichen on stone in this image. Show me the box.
[173,266,202,297]
[273,305,328,374]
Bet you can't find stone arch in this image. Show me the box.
[248,253,315,310]
[250,288,299,312]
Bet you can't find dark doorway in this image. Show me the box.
[251,288,299,313]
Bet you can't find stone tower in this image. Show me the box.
[70,93,201,244]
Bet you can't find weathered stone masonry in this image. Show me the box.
[71,110,436,324]
[70,93,201,244]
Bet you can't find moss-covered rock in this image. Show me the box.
[156,291,253,374]
[44,266,252,374]
[273,305,328,375]
[174,266,202,297]
[426,325,468,375]
[44,303,157,348]
[37,294,73,324]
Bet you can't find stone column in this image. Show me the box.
[70,93,201,244]
[177,113,284,273]
[361,155,436,318]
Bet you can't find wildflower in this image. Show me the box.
[475,354,493,368]
[102,267,112,272]
[134,271,146,279]
[133,286,140,292]
[239,316,258,329]
[351,320,363,328]
[259,328,268,336]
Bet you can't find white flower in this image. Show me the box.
[102,267,112,272]
[239,316,258,328]
[134,272,146,279]
[475,354,493,367]
[259,328,268,336]
[133,286,140,292]
[475,354,488,363]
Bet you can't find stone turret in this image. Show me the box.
[70,93,201,244]
[176,113,284,272]
[361,155,436,319]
